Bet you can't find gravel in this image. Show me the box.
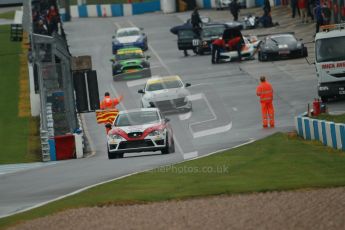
[9,187,345,230]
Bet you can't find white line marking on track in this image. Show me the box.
[192,122,232,138]
[182,151,199,160]
[179,111,192,120]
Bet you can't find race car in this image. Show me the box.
[216,0,246,10]
[212,28,261,63]
[257,33,308,61]
[138,75,192,113]
[106,108,175,159]
[111,47,151,81]
[112,27,148,54]
[194,23,227,55]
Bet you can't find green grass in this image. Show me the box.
[69,0,155,5]
[1,132,345,228]
[0,25,39,164]
[315,113,345,124]
[0,11,15,20]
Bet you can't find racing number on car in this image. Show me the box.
[192,39,200,47]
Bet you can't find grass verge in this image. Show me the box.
[0,25,40,164]
[315,113,345,124]
[0,11,15,20]
[1,132,345,228]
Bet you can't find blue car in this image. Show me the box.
[112,27,148,54]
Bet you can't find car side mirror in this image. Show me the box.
[138,89,145,94]
[185,83,191,87]
[105,123,112,129]
[164,118,170,123]
[112,35,115,39]
[299,38,303,41]
[140,27,144,31]
[110,59,114,63]
[146,55,151,59]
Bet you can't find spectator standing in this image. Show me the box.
[191,7,202,38]
[307,0,315,20]
[298,0,309,23]
[314,0,324,33]
[291,0,301,18]
[229,0,241,21]
[47,5,59,35]
[263,0,271,16]
[322,2,331,25]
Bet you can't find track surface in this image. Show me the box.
[1,6,344,218]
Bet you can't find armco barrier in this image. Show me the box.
[63,0,270,19]
[295,115,345,151]
[68,0,160,18]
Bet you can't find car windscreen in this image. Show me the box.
[115,111,159,126]
[116,52,144,60]
[178,30,196,39]
[146,80,183,91]
[202,26,225,37]
[267,35,296,45]
[117,30,140,37]
[316,36,345,62]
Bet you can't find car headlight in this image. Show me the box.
[108,134,123,140]
[148,129,165,136]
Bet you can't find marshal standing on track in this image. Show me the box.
[256,76,275,128]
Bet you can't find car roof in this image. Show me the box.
[146,75,182,85]
[118,108,159,114]
[117,27,140,33]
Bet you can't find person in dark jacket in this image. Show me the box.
[229,0,241,21]
[314,0,324,33]
[191,7,202,37]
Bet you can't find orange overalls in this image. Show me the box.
[100,95,122,110]
[256,81,274,128]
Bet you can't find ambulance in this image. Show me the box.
[315,23,345,101]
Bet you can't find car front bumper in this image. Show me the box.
[108,137,166,154]
[113,68,151,81]
[143,97,192,112]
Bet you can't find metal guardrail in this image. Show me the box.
[23,0,81,161]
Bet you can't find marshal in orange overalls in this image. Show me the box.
[256,76,274,128]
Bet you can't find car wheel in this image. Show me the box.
[107,147,116,159]
[116,153,124,159]
[197,47,204,55]
[161,134,174,154]
[193,48,198,55]
[321,96,328,103]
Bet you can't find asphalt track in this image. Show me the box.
[1,8,344,218]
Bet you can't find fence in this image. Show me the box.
[23,0,82,161]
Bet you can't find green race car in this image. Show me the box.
[111,47,151,81]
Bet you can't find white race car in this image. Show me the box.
[214,36,261,63]
[138,75,192,113]
[107,108,175,159]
